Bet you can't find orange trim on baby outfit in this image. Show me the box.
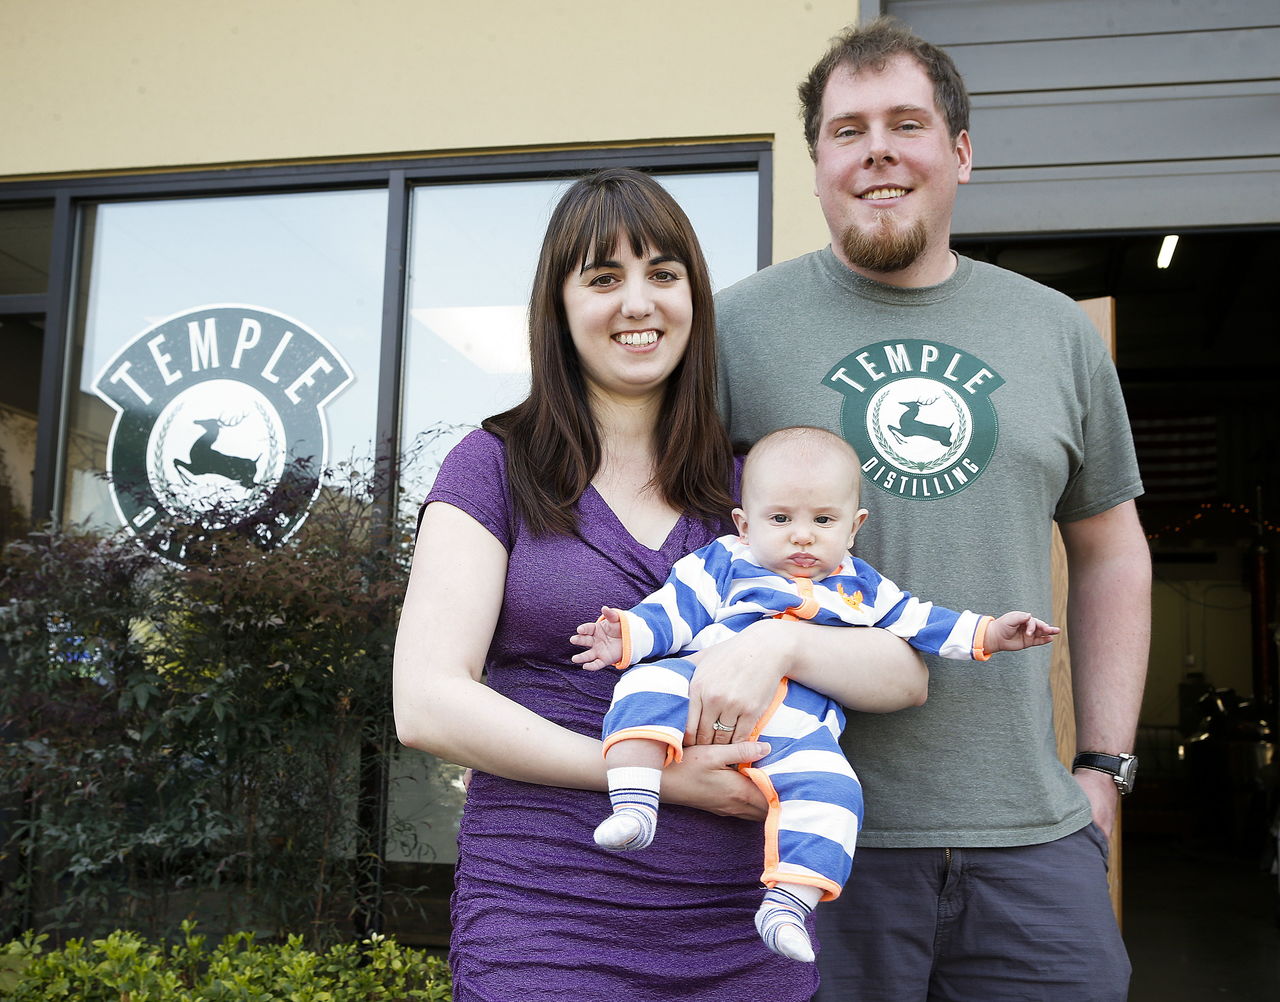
[738,760,783,886]
[733,678,837,901]
[781,576,820,620]
[611,611,632,670]
[746,680,790,743]
[763,869,842,902]
[737,680,789,888]
[602,727,682,766]
[973,615,995,661]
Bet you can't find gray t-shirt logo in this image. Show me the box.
[824,338,1004,501]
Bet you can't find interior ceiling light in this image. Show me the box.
[1157,234,1179,270]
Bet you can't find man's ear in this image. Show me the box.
[955,129,973,184]
[731,507,749,540]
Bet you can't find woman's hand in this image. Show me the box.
[684,620,929,748]
[661,740,772,821]
[685,620,792,746]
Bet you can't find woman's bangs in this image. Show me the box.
[572,187,689,273]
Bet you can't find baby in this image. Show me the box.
[570,426,1057,963]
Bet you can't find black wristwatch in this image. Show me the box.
[1072,752,1138,796]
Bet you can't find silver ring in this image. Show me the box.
[712,719,734,732]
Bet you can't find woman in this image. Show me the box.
[393,168,925,1000]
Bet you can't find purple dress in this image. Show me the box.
[425,430,819,1002]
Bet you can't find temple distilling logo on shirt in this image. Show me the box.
[93,305,354,565]
[824,339,1002,501]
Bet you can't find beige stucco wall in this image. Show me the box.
[0,0,863,263]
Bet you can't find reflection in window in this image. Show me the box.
[0,203,54,295]
[0,315,43,544]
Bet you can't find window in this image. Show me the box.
[62,190,388,535]
[399,169,759,503]
[0,148,767,541]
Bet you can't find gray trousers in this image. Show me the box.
[814,824,1130,1001]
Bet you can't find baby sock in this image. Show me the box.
[755,883,822,963]
[593,766,661,851]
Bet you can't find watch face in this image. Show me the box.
[1117,755,1138,794]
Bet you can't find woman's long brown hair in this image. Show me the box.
[483,168,734,536]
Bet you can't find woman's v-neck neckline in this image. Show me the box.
[582,483,685,556]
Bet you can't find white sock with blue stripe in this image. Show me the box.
[755,883,822,963]
[594,766,661,850]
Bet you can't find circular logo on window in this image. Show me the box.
[823,339,1002,500]
[93,305,354,565]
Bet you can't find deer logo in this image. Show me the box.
[889,398,954,447]
[174,414,260,489]
[824,342,1003,502]
[93,305,354,566]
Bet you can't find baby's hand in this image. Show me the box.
[570,606,625,670]
[985,611,1059,654]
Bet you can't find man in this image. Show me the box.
[715,17,1151,1001]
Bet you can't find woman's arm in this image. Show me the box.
[393,501,607,786]
[393,501,769,817]
[684,620,928,746]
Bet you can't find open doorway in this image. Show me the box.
[958,228,1280,994]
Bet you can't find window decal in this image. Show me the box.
[93,304,354,564]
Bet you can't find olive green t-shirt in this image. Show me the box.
[716,248,1142,848]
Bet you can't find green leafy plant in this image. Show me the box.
[0,921,451,1000]
[0,448,436,947]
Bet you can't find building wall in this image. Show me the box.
[0,0,861,263]
[884,0,1280,234]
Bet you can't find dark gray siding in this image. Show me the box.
[880,0,1280,233]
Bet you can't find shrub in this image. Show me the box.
[0,921,451,1000]
[0,450,431,946]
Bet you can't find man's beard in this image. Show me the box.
[840,215,928,273]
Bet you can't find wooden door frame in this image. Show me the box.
[1051,296,1123,923]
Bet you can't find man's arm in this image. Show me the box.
[1059,499,1151,839]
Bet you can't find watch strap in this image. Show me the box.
[1072,751,1136,794]
[1073,752,1125,773]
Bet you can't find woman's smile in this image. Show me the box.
[612,329,661,348]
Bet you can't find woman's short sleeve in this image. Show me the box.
[422,430,514,550]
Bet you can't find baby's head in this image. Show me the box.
[733,426,869,581]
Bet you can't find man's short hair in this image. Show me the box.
[798,15,971,159]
